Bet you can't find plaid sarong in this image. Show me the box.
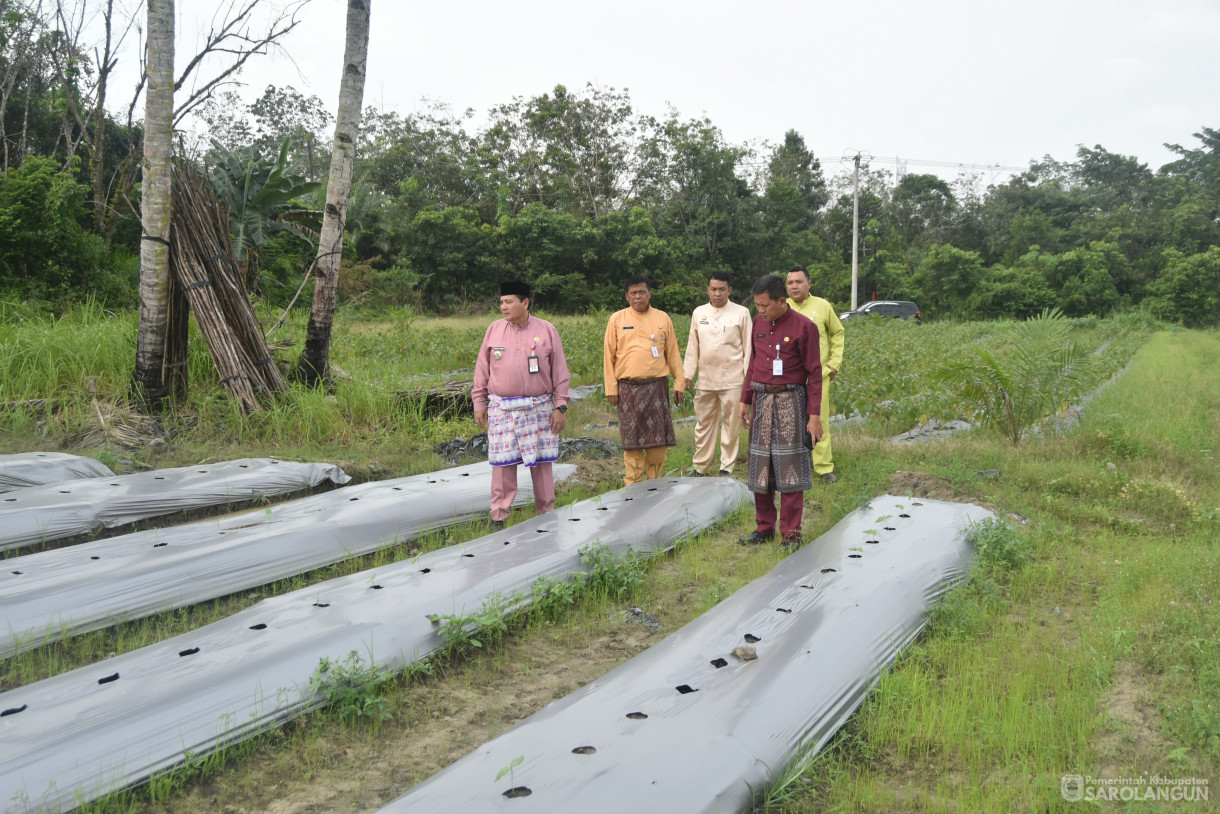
[487,394,559,467]
[617,377,676,450]
[746,383,812,494]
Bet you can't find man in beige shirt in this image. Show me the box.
[786,265,846,482]
[683,272,752,476]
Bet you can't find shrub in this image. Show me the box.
[0,157,120,308]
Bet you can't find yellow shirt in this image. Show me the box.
[789,295,845,372]
[683,301,752,390]
[603,306,684,398]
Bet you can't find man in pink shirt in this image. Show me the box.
[472,282,571,530]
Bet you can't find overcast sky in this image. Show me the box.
[156,0,1218,183]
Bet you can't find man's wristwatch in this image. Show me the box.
[555,405,567,413]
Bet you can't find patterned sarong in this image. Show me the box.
[487,394,559,467]
[746,383,812,494]
[617,377,676,450]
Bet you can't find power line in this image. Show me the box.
[821,155,1026,173]
[742,155,1026,173]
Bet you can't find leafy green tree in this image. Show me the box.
[967,262,1056,320]
[891,173,956,254]
[645,114,761,275]
[915,244,984,318]
[1162,126,1220,203]
[824,184,886,265]
[1041,241,1128,317]
[1144,247,1220,328]
[479,83,638,219]
[496,203,591,308]
[358,103,483,215]
[246,85,334,181]
[979,161,1083,264]
[584,206,681,300]
[402,205,497,305]
[759,130,828,271]
[0,156,113,305]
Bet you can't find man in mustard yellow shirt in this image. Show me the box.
[786,265,845,482]
[603,276,685,484]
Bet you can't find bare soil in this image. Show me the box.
[167,606,664,814]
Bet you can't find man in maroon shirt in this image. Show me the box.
[738,274,823,549]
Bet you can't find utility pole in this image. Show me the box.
[843,149,871,311]
[844,149,873,312]
[851,152,860,310]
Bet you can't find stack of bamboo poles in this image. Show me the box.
[168,160,289,411]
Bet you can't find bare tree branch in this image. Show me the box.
[171,0,310,126]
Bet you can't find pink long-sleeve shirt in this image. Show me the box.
[472,315,571,411]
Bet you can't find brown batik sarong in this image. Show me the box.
[746,383,812,494]
[617,377,676,450]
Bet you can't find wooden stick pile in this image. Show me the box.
[169,160,289,411]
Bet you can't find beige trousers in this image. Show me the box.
[691,387,742,474]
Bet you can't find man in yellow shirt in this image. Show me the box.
[786,265,845,482]
[603,276,685,484]
[683,272,752,476]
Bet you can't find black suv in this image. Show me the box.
[838,300,921,323]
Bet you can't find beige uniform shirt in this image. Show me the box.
[683,301,752,391]
[789,295,845,371]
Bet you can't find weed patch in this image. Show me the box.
[307,650,392,724]
[579,541,646,601]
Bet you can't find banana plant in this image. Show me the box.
[206,136,322,289]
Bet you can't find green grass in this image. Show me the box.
[0,306,1154,468]
[4,309,1215,813]
[763,329,1220,813]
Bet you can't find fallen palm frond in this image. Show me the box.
[395,379,473,419]
[61,400,164,449]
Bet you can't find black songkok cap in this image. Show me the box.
[500,281,531,300]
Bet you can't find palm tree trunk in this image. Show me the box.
[295,0,371,387]
[131,0,175,409]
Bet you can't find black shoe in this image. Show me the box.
[821,472,838,483]
[686,468,705,477]
[490,519,507,531]
[781,533,804,551]
[738,530,775,546]
[718,469,732,476]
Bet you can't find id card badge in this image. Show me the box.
[527,355,540,374]
[651,345,660,358]
[772,358,783,376]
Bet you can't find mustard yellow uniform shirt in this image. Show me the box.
[789,295,845,371]
[603,306,684,398]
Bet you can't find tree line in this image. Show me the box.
[1,2,1217,327]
